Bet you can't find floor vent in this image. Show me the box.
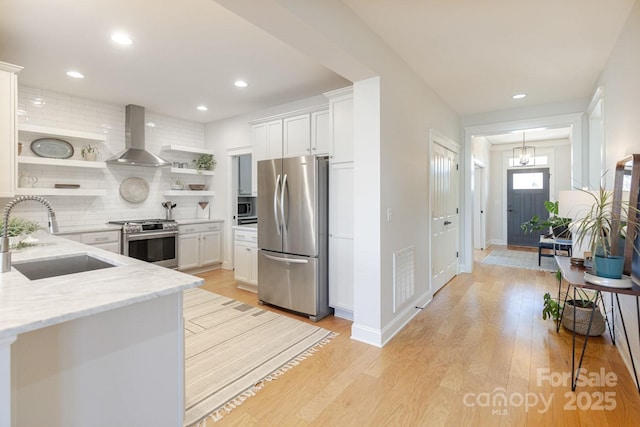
[393,246,415,312]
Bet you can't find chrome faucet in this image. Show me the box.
[1,196,59,273]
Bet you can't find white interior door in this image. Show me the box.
[473,164,486,250]
[430,141,459,293]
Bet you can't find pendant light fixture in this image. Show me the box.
[513,131,535,166]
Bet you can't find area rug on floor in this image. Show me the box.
[183,288,337,426]
[481,249,558,272]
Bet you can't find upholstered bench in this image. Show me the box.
[539,236,572,266]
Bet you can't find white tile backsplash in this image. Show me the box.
[3,85,213,230]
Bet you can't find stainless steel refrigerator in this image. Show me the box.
[257,155,331,321]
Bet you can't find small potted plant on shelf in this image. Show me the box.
[194,154,216,173]
[81,144,98,161]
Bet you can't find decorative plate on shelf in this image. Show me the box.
[30,138,74,159]
[584,271,633,289]
[119,177,149,203]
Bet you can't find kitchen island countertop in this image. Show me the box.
[0,231,202,339]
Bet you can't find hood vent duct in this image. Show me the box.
[106,104,171,167]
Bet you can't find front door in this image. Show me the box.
[507,168,550,246]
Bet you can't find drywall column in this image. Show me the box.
[351,77,383,345]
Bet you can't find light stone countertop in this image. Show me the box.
[55,223,123,234]
[233,223,257,232]
[0,231,203,339]
[176,218,224,225]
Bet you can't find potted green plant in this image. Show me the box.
[570,186,636,279]
[194,154,216,173]
[0,217,41,247]
[542,270,605,336]
[81,144,98,161]
[521,200,571,238]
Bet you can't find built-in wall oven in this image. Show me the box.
[108,219,178,268]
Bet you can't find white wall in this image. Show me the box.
[485,140,572,245]
[2,85,209,228]
[204,94,329,268]
[214,0,460,346]
[595,0,640,384]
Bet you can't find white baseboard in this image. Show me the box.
[351,291,432,347]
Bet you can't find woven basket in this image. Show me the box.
[561,300,606,336]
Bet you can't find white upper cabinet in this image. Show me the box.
[251,105,329,161]
[266,120,283,159]
[284,114,311,157]
[251,122,268,196]
[311,109,330,156]
[0,62,21,198]
[327,88,354,163]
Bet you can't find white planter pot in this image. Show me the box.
[562,300,606,336]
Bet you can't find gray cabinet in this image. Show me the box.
[238,154,252,195]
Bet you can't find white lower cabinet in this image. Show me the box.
[233,228,258,292]
[61,229,121,254]
[178,222,222,271]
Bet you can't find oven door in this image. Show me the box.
[124,231,178,268]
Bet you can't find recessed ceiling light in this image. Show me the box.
[111,32,133,45]
[145,121,156,128]
[66,70,85,79]
[197,105,208,111]
[512,93,527,99]
[234,80,248,88]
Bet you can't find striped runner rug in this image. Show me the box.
[183,288,337,426]
[481,249,558,272]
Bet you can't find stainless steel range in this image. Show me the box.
[108,219,178,268]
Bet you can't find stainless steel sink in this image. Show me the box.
[13,254,117,281]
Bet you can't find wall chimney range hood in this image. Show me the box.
[106,104,171,167]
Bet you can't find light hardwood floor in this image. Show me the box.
[196,248,640,426]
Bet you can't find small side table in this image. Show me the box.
[555,256,640,393]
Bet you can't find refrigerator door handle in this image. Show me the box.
[273,174,281,235]
[262,253,309,264]
[280,173,288,230]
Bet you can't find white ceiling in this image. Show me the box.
[0,0,635,125]
[0,0,350,123]
[343,0,635,116]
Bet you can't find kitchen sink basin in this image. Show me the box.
[13,253,118,281]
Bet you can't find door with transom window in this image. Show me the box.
[507,168,550,246]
